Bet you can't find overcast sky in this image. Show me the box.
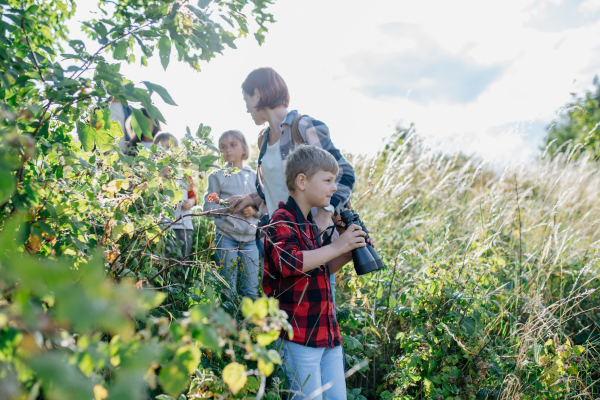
[72,0,600,163]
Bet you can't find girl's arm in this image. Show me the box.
[183,179,197,210]
[181,198,196,210]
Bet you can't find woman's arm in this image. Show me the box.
[327,252,353,275]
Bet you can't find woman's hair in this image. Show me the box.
[219,130,250,161]
[241,67,290,111]
[285,144,339,191]
[126,108,161,150]
[154,132,179,149]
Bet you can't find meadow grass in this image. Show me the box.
[337,130,600,399]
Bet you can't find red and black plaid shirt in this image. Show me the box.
[263,197,341,348]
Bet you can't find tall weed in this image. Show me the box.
[339,128,600,399]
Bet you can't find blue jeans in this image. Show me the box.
[277,339,346,400]
[214,234,259,300]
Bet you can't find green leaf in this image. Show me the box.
[37,220,56,237]
[113,41,128,60]
[267,349,282,365]
[131,108,152,140]
[174,344,201,374]
[0,170,15,205]
[408,372,422,382]
[256,329,279,346]
[198,0,211,9]
[192,325,219,350]
[30,353,94,400]
[158,360,189,398]
[567,364,578,374]
[222,362,247,395]
[158,36,171,70]
[241,297,254,318]
[77,121,115,152]
[342,334,364,351]
[93,22,107,38]
[142,81,177,106]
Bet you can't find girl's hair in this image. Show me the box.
[154,132,179,149]
[241,67,290,111]
[126,108,161,150]
[219,130,250,161]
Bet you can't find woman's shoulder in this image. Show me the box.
[296,113,329,135]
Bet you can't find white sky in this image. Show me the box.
[71,0,600,163]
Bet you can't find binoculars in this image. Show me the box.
[338,209,384,276]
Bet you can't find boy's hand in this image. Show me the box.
[334,224,366,256]
[242,206,255,217]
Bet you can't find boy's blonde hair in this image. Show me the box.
[218,130,250,160]
[154,132,179,149]
[285,145,339,191]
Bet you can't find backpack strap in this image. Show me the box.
[257,128,266,149]
[257,114,305,148]
[291,113,305,145]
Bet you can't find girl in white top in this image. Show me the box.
[203,131,260,300]
[154,133,196,262]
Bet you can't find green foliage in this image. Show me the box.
[338,127,600,399]
[546,76,600,158]
[0,0,283,399]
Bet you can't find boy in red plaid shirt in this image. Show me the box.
[263,145,366,399]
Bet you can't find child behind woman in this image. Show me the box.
[203,130,261,300]
[154,133,197,261]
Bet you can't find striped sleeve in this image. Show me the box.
[299,117,356,213]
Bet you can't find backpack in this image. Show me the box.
[257,113,305,149]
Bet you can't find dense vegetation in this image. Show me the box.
[546,76,600,158]
[0,1,288,399]
[1,1,600,400]
[337,128,600,399]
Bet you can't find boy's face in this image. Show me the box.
[303,170,338,208]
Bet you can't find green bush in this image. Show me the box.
[337,128,600,399]
[0,1,290,399]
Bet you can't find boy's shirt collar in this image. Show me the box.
[284,195,312,225]
[283,196,322,248]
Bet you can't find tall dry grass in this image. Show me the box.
[338,130,600,399]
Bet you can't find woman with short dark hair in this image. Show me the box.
[228,67,356,226]
[227,67,358,303]
[227,67,356,399]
